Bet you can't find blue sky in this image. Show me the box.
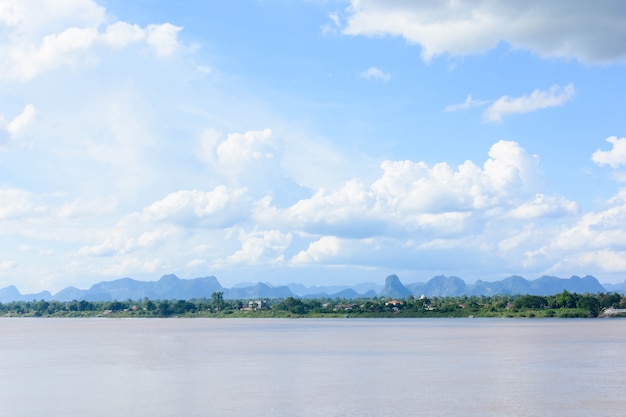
[2,0,626,292]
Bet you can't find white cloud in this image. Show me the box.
[56,196,117,218]
[140,187,250,227]
[340,0,626,63]
[146,23,182,57]
[444,94,488,112]
[359,66,392,82]
[198,128,307,204]
[520,188,626,275]
[293,236,342,264]
[592,136,626,168]
[0,189,45,220]
[508,194,579,219]
[3,128,617,287]
[79,186,252,259]
[102,22,145,48]
[1,104,38,140]
[72,140,562,277]
[80,223,183,257]
[0,0,183,81]
[226,229,292,265]
[0,188,119,243]
[283,140,549,239]
[216,128,276,167]
[574,250,626,272]
[483,84,575,123]
[322,12,343,36]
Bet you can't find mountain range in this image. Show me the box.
[0,273,623,303]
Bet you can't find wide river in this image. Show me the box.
[1,318,624,417]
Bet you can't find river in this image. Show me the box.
[1,318,624,417]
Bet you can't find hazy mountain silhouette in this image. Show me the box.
[379,274,412,298]
[0,273,619,303]
[225,282,293,299]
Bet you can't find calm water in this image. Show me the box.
[1,318,625,417]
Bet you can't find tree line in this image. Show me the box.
[0,290,624,318]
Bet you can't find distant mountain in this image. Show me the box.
[0,285,53,303]
[422,275,467,297]
[0,286,23,303]
[224,282,293,299]
[529,275,605,295]
[70,274,223,302]
[379,274,412,299]
[468,275,531,296]
[463,275,607,297]
[0,273,619,303]
[288,282,382,297]
[54,286,88,301]
[602,281,625,294]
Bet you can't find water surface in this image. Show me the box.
[1,318,624,417]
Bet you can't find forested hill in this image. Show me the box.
[0,273,622,303]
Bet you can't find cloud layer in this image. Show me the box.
[1,0,625,292]
[68,138,589,283]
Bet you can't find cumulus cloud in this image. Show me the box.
[520,189,626,275]
[508,194,579,219]
[76,139,564,275]
[145,23,182,57]
[198,128,307,204]
[340,0,626,63]
[293,236,342,264]
[282,140,552,240]
[140,187,250,228]
[359,66,392,82]
[0,0,183,81]
[592,136,626,168]
[215,128,276,167]
[483,84,575,123]
[226,229,292,265]
[80,186,253,259]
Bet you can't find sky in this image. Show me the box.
[1,0,626,293]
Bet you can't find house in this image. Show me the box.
[248,300,269,310]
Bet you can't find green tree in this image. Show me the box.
[577,296,601,317]
[211,292,225,312]
[278,297,307,315]
[513,295,547,309]
[556,290,578,308]
[174,300,196,315]
[600,293,621,309]
[108,301,126,312]
[158,300,173,316]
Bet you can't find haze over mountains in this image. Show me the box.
[0,274,623,303]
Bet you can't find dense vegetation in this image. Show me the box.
[1,290,625,318]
